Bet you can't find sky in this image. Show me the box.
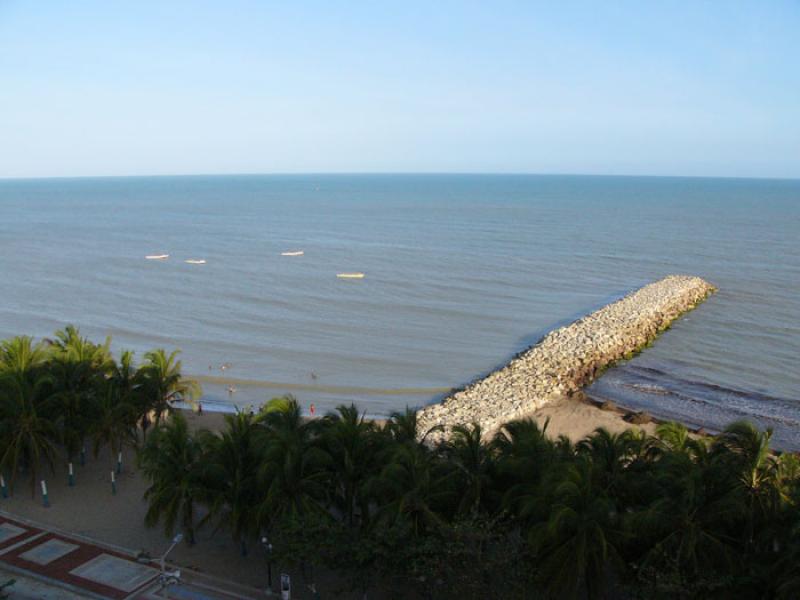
[0,1,798,179]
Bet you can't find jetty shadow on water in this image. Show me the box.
[419,285,645,410]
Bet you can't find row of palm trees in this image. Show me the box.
[139,396,800,599]
[2,328,798,598]
[0,326,197,496]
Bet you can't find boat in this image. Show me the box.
[281,250,304,256]
[185,259,207,265]
[336,272,365,279]
[145,254,169,260]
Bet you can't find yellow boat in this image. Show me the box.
[337,272,365,279]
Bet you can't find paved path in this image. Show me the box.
[0,515,260,600]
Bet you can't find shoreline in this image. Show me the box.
[179,397,685,448]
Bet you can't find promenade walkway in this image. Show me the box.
[0,515,256,600]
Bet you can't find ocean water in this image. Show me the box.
[0,174,798,448]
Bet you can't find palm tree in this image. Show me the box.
[529,459,621,600]
[49,326,112,461]
[256,396,328,525]
[713,420,780,542]
[385,407,441,445]
[577,427,647,509]
[205,412,263,555]
[138,349,199,434]
[0,337,59,496]
[445,423,496,516]
[53,325,112,368]
[629,441,742,588]
[493,418,558,524]
[138,412,215,544]
[372,443,454,536]
[319,404,383,528]
[110,350,140,410]
[90,379,138,460]
[654,421,692,453]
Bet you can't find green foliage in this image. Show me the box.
[138,412,216,544]
[1,328,799,599]
[132,392,800,599]
[203,411,262,553]
[0,336,59,496]
[0,327,198,497]
[139,349,199,431]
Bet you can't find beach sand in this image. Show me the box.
[529,393,659,440]
[0,401,663,598]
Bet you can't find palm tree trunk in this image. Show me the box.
[29,463,37,499]
[141,414,150,441]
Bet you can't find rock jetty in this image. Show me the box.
[416,275,715,443]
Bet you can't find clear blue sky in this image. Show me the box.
[1,1,798,178]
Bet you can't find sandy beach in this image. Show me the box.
[530,393,659,439]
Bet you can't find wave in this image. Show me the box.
[620,364,795,407]
[593,364,800,435]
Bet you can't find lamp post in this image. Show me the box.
[159,533,183,588]
[161,533,183,573]
[261,536,273,594]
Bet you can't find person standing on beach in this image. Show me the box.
[310,403,316,417]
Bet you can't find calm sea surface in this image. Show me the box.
[1,175,798,448]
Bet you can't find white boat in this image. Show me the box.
[281,250,304,256]
[336,272,365,279]
[185,259,207,265]
[145,254,169,260]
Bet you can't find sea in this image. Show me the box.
[0,174,798,449]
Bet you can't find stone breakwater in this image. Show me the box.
[416,275,716,443]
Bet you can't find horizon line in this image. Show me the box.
[1,170,799,183]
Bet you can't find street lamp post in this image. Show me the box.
[161,533,183,574]
[261,536,273,593]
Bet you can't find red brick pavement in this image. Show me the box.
[0,516,157,599]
